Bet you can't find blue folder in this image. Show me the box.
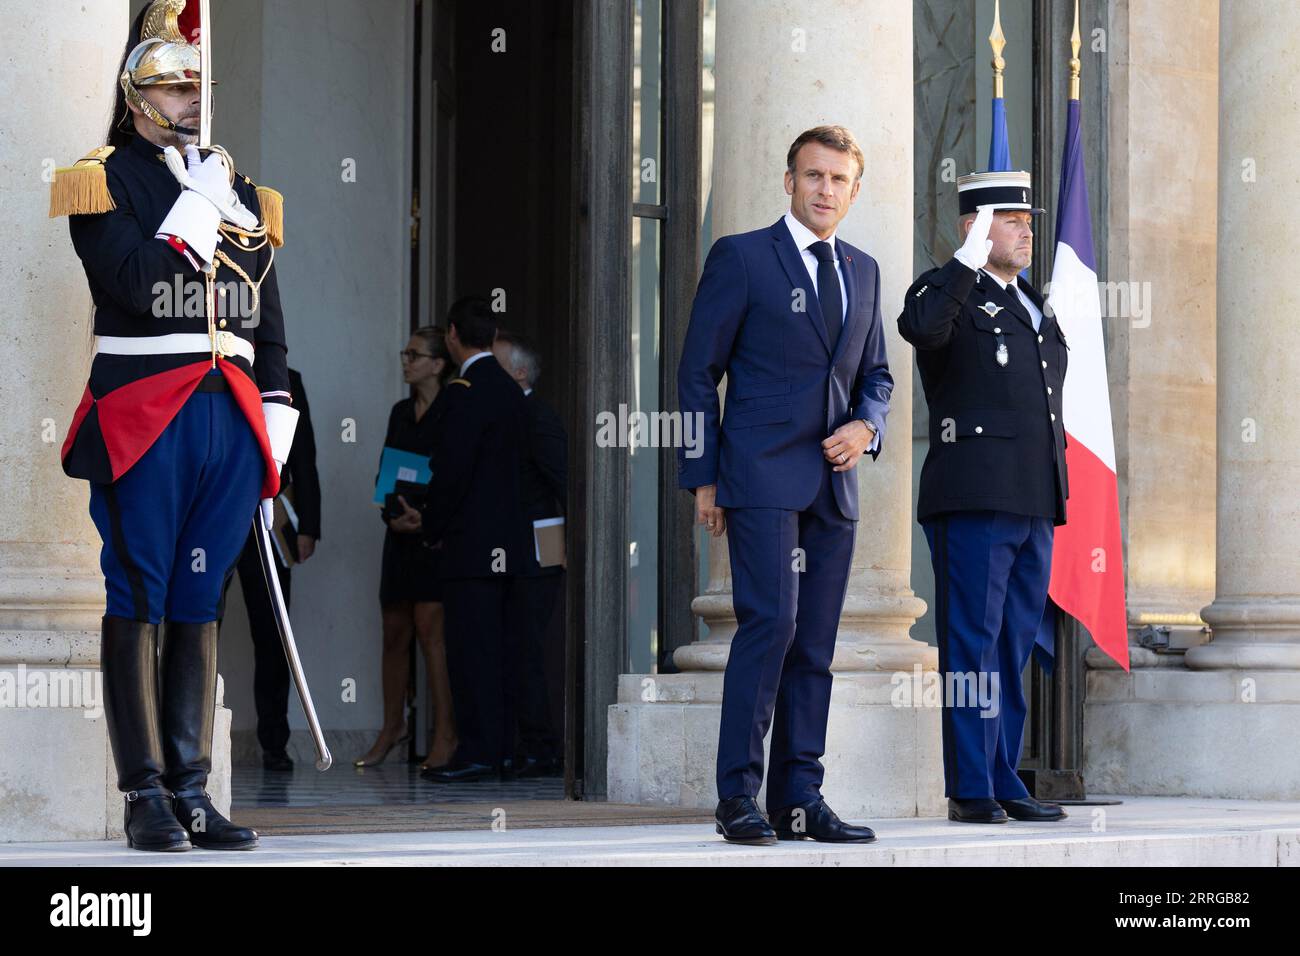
[373,446,433,506]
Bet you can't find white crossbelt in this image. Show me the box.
[95,332,255,365]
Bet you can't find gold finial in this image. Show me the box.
[1069,0,1082,101]
[989,0,1006,100]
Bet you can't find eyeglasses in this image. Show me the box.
[400,350,434,362]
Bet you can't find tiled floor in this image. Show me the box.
[232,761,564,808]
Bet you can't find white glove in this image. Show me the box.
[953,204,994,272]
[156,187,221,267]
[260,498,274,531]
[163,144,259,231]
[262,401,300,474]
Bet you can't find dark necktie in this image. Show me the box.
[809,240,842,353]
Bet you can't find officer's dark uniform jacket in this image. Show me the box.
[58,133,289,499]
[419,354,531,578]
[897,257,1069,526]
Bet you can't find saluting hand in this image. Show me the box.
[954,203,995,272]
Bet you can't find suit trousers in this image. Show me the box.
[442,575,513,765]
[716,462,855,811]
[922,510,1053,799]
[215,528,293,755]
[506,571,563,761]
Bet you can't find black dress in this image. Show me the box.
[378,391,445,605]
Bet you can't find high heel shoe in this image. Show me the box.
[353,730,411,767]
[418,737,460,772]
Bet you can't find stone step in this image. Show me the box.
[2,795,1298,866]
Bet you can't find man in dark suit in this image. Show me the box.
[678,125,893,845]
[395,297,530,782]
[220,367,321,772]
[897,170,1069,825]
[494,331,567,777]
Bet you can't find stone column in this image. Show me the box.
[1084,0,1300,799]
[1190,0,1300,671]
[609,0,942,819]
[0,0,230,842]
[1187,0,1300,670]
[1090,0,1217,672]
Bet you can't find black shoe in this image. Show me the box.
[160,620,259,850]
[262,750,294,772]
[714,796,777,845]
[423,761,497,783]
[122,787,191,852]
[947,797,1010,823]
[997,796,1068,821]
[101,615,191,852]
[172,788,259,850]
[770,798,877,843]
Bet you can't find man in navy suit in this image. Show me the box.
[678,125,893,845]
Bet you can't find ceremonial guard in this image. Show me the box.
[897,171,1069,825]
[50,0,297,850]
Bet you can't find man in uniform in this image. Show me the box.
[897,171,1069,825]
[51,0,297,850]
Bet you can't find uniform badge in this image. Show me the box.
[996,343,1009,366]
[979,302,1004,318]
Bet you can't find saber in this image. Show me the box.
[254,517,334,771]
[193,2,329,769]
[198,0,212,148]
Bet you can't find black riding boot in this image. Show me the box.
[101,615,191,851]
[160,620,259,850]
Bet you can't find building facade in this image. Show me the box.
[1,0,1296,841]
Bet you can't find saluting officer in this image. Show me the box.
[50,0,296,851]
[897,171,1069,825]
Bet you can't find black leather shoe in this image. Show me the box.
[948,797,1009,823]
[122,787,191,852]
[770,798,877,843]
[101,615,191,852]
[997,796,1068,821]
[160,620,259,850]
[172,787,259,850]
[262,751,294,772]
[423,761,497,783]
[715,796,777,845]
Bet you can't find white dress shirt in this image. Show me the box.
[981,270,1042,332]
[782,211,878,454]
[460,350,492,376]
[783,211,847,324]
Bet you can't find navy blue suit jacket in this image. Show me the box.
[677,216,893,519]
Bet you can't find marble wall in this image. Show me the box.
[206,1,416,756]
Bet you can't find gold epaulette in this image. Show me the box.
[254,185,284,248]
[49,146,116,217]
[448,378,471,388]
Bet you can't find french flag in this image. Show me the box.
[1044,96,1130,671]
